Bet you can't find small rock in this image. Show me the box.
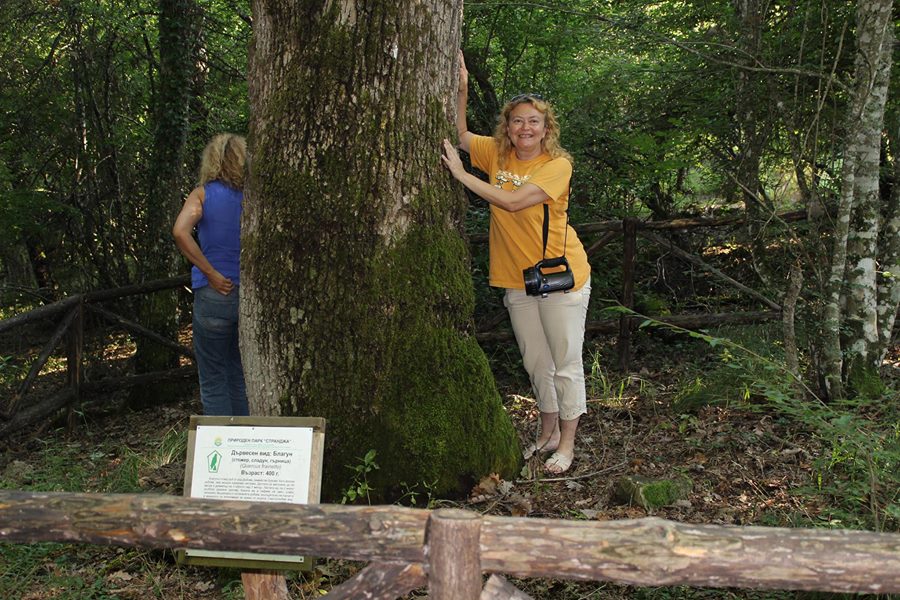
[612,474,693,509]
[3,460,34,483]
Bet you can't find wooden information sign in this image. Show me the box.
[179,415,325,570]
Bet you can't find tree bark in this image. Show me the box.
[822,0,895,397]
[0,389,74,438]
[782,262,803,398]
[131,0,201,407]
[2,241,39,290]
[3,306,78,417]
[842,0,894,380]
[426,509,482,600]
[242,0,520,501]
[875,71,900,363]
[240,571,289,600]
[326,561,426,600]
[730,0,773,283]
[481,575,534,600]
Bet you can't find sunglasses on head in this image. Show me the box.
[509,93,544,103]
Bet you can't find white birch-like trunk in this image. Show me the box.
[842,0,894,370]
[821,0,894,396]
[876,115,900,362]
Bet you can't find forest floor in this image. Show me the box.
[0,324,895,600]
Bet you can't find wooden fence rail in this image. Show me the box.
[0,275,194,428]
[0,211,802,433]
[0,275,191,336]
[472,210,804,367]
[1,490,899,598]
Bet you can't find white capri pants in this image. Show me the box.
[503,280,591,421]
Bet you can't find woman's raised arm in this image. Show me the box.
[456,50,473,153]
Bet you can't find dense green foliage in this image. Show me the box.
[0,0,250,296]
[462,0,861,220]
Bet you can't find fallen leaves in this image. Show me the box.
[469,473,533,516]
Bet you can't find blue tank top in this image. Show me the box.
[192,180,243,289]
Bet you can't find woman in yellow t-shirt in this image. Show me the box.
[441,52,591,474]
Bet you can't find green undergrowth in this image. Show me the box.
[0,426,187,495]
[778,392,900,533]
[0,541,246,600]
[656,321,899,533]
[0,427,220,600]
[0,543,118,600]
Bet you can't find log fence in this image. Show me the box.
[1,490,899,598]
[0,275,195,435]
[3,211,899,599]
[473,211,804,370]
[0,211,802,434]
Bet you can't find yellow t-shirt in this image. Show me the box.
[469,135,591,290]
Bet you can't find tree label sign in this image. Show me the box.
[179,415,325,570]
[192,425,310,502]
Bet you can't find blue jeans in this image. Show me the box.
[192,285,249,416]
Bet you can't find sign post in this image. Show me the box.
[180,415,325,577]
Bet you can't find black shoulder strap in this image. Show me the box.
[541,203,550,259]
[540,183,571,260]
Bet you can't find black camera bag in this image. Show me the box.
[523,202,575,297]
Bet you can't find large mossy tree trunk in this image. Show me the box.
[242,0,521,501]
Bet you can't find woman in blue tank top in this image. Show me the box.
[172,134,250,416]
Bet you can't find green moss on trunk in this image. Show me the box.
[243,0,520,501]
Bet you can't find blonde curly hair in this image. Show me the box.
[198,133,247,189]
[493,96,572,170]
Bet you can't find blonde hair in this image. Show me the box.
[198,133,247,189]
[493,96,572,169]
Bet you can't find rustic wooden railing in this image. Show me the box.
[0,275,195,436]
[0,211,804,435]
[473,210,807,370]
[1,490,898,599]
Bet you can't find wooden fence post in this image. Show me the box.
[241,570,289,600]
[4,492,900,593]
[426,508,482,600]
[617,217,638,370]
[65,298,84,431]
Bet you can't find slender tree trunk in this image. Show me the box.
[1,242,38,290]
[731,0,772,282]
[243,0,520,501]
[876,103,900,363]
[132,0,200,405]
[822,0,894,398]
[70,8,132,290]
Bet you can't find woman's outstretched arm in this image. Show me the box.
[441,139,548,212]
